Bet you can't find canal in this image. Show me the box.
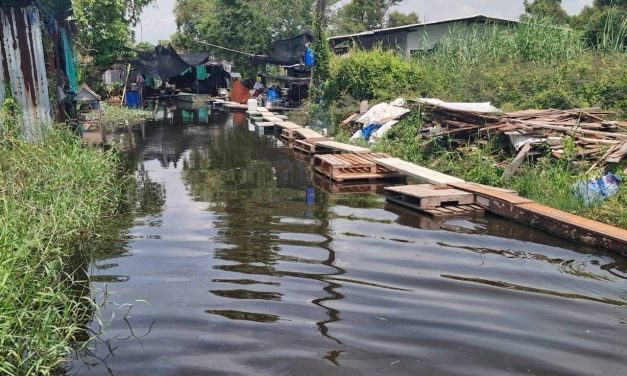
[70,107,627,376]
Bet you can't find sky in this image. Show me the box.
[134,0,594,44]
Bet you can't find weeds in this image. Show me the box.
[0,110,124,375]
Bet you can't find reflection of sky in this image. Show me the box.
[134,0,594,44]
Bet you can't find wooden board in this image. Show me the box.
[314,140,371,154]
[375,157,465,185]
[385,184,474,208]
[275,121,302,130]
[294,128,325,140]
[254,121,274,127]
[448,182,529,205]
[510,202,627,253]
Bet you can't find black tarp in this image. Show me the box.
[251,32,313,66]
[133,45,191,80]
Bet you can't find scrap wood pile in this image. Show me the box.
[414,98,627,167]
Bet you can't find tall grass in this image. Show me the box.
[428,17,587,69]
[0,121,123,375]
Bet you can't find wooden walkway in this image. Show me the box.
[245,108,627,254]
[375,157,465,185]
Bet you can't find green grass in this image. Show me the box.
[325,15,626,229]
[99,105,152,132]
[359,115,627,229]
[0,125,124,375]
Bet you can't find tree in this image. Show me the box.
[172,0,315,74]
[522,0,570,23]
[332,0,401,34]
[71,0,156,73]
[387,11,419,28]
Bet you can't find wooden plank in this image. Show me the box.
[275,122,302,130]
[511,203,627,253]
[502,142,532,179]
[519,120,627,140]
[314,140,371,154]
[294,128,325,139]
[449,182,530,205]
[375,158,464,185]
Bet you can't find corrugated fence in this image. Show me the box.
[0,6,51,141]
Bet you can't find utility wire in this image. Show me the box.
[193,39,255,57]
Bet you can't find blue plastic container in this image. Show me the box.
[126,90,140,108]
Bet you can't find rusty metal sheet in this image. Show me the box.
[0,6,51,141]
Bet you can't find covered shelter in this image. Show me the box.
[329,15,517,57]
[131,46,231,96]
[250,32,313,66]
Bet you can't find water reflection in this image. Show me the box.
[71,108,627,376]
[180,124,347,348]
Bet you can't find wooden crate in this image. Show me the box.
[313,153,404,182]
[384,184,483,217]
[293,139,317,155]
[313,174,403,195]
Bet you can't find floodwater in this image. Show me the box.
[71,107,627,376]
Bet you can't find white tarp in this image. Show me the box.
[417,98,502,114]
[356,100,410,125]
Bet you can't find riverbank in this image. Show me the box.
[332,113,626,229]
[0,127,124,375]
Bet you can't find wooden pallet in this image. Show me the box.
[293,139,318,154]
[385,184,475,208]
[314,140,371,154]
[313,174,403,195]
[313,153,405,182]
[384,184,483,218]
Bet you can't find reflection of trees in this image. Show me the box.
[181,125,346,347]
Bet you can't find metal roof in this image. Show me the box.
[329,14,518,41]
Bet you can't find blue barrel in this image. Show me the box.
[126,90,140,108]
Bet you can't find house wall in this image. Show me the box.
[0,6,51,141]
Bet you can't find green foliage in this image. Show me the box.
[325,17,627,115]
[387,11,419,28]
[332,0,400,34]
[0,128,123,375]
[522,0,570,24]
[100,106,152,132]
[0,96,23,141]
[71,0,155,74]
[172,0,315,75]
[327,48,426,101]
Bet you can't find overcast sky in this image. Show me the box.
[134,0,593,44]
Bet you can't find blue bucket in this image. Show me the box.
[126,90,140,108]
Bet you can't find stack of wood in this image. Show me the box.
[418,105,627,166]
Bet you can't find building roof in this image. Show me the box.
[329,14,518,41]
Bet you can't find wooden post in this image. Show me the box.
[120,63,131,108]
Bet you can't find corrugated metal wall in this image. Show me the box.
[0,6,51,141]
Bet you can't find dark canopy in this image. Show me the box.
[133,45,191,80]
[251,32,313,66]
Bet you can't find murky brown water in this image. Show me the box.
[70,107,627,376]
